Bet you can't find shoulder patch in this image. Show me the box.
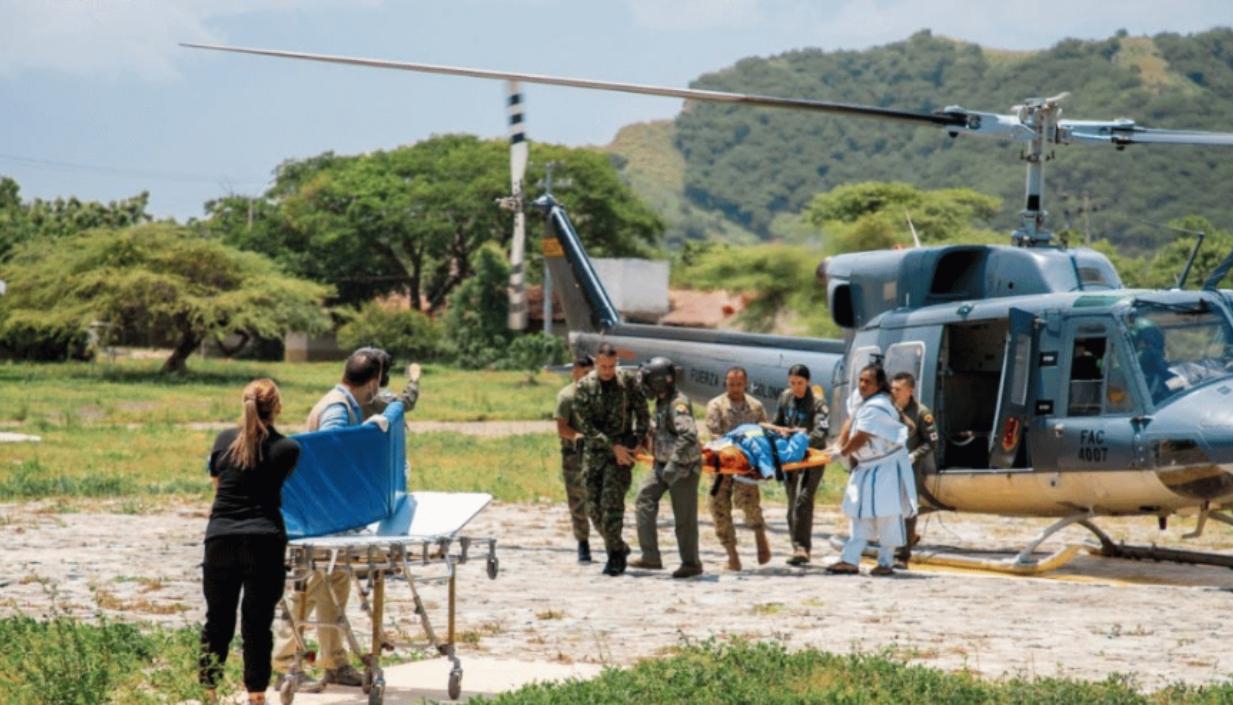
[923,413,934,425]
[675,403,689,414]
[812,384,824,398]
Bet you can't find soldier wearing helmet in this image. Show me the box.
[629,356,704,579]
[1132,318,1176,403]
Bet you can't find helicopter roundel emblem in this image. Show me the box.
[1001,416,1022,452]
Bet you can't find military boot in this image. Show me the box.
[577,541,592,564]
[724,544,742,571]
[754,528,772,565]
[602,550,616,575]
[672,563,703,579]
[608,548,628,576]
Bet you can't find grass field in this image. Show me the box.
[0,357,560,427]
[0,357,846,505]
[3,622,1229,705]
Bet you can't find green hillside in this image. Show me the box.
[604,120,759,247]
[623,28,1233,252]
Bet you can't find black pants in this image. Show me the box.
[786,466,825,552]
[200,534,287,692]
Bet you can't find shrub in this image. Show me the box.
[443,244,511,368]
[499,332,568,383]
[337,301,445,361]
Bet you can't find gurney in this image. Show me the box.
[277,402,498,705]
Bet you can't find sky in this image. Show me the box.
[2,0,1232,220]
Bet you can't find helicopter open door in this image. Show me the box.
[989,308,1036,469]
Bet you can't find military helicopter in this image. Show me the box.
[184,42,1233,573]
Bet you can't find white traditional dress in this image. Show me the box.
[840,391,918,567]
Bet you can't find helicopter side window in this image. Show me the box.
[1067,336,1106,417]
[884,342,925,384]
[1105,347,1135,414]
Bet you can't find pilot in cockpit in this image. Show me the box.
[1132,319,1177,404]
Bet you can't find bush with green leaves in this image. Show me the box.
[336,301,446,362]
[443,243,511,368]
[500,332,568,382]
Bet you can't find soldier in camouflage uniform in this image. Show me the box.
[573,343,650,576]
[891,372,937,566]
[773,364,830,566]
[554,355,595,563]
[630,357,703,579]
[705,367,771,571]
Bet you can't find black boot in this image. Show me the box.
[602,550,617,576]
[609,547,627,577]
[577,541,592,564]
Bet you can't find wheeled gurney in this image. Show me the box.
[277,402,499,704]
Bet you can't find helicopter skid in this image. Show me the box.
[827,534,1083,575]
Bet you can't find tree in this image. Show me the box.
[0,177,153,261]
[443,243,510,368]
[805,181,1002,254]
[0,224,332,373]
[205,135,663,310]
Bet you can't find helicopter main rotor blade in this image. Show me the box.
[1064,124,1233,147]
[180,42,966,129]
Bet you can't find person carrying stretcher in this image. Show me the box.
[705,367,772,571]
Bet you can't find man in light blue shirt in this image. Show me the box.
[274,349,385,689]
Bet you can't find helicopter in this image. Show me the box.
[183,41,1233,573]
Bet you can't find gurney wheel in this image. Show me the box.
[448,668,463,700]
[486,556,499,580]
[367,677,385,705]
[279,678,296,705]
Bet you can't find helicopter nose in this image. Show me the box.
[1147,384,1233,501]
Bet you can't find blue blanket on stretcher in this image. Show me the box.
[722,424,809,479]
[281,402,410,539]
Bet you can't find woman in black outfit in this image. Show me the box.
[200,378,300,704]
[772,364,831,566]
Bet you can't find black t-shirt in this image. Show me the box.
[205,427,300,541]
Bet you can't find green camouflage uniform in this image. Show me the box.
[554,381,590,543]
[705,393,768,549]
[634,390,702,568]
[573,369,650,554]
[773,386,830,554]
[897,397,937,561]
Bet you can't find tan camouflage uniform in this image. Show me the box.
[705,394,769,554]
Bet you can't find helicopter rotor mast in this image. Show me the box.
[181,42,1233,249]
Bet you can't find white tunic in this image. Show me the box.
[841,392,918,520]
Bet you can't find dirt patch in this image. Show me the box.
[2,501,1232,689]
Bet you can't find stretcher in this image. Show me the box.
[279,492,497,705]
[277,402,499,704]
[635,447,832,480]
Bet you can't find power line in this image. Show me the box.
[0,152,268,186]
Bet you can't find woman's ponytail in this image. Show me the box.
[224,379,281,470]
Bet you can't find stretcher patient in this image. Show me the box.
[701,424,818,478]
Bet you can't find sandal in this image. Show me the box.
[825,561,860,575]
[870,565,895,577]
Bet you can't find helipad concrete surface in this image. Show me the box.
[255,657,602,703]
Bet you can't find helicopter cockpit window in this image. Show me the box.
[1067,337,1106,417]
[884,342,925,385]
[1127,301,1233,406]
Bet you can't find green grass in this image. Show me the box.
[8,626,1233,704]
[0,357,560,427]
[486,640,1233,705]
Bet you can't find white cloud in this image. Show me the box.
[0,0,377,80]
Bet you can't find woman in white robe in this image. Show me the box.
[828,364,917,576]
